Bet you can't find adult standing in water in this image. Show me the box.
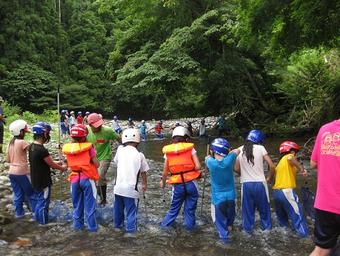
[309,119,340,256]
[235,129,275,234]
[0,96,5,153]
[87,113,120,206]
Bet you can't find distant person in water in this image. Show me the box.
[77,111,84,124]
[160,126,201,230]
[186,121,193,137]
[215,115,226,137]
[29,122,67,225]
[267,141,308,237]
[199,119,207,138]
[309,119,340,256]
[155,120,164,138]
[83,111,90,125]
[139,120,148,141]
[127,117,134,128]
[235,129,275,234]
[112,115,122,134]
[60,110,69,140]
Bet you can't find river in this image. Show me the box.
[0,135,318,255]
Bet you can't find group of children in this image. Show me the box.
[60,110,90,139]
[6,117,310,244]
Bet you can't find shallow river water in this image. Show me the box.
[0,136,319,256]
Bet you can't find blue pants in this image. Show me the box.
[211,200,235,241]
[114,194,138,233]
[242,182,272,233]
[71,179,97,232]
[34,186,51,225]
[9,174,36,218]
[161,180,199,230]
[272,189,308,237]
[141,132,147,140]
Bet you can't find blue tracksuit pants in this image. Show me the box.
[242,182,272,233]
[161,180,199,230]
[211,200,235,241]
[34,186,51,225]
[114,194,139,233]
[71,178,97,232]
[272,189,308,237]
[9,174,36,218]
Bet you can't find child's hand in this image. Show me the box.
[159,180,165,188]
[301,168,308,177]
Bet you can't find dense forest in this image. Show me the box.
[0,0,339,133]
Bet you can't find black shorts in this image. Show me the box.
[313,208,340,249]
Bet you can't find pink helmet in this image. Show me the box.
[70,124,88,138]
[279,141,299,154]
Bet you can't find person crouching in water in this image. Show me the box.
[160,126,201,230]
[7,120,36,218]
[267,141,308,237]
[205,138,240,245]
[113,128,149,236]
[29,122,67,225]
[235,129,275,234]
[62,124,100,232]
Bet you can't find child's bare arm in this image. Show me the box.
[141,172,147,192]
[44,156,67,172]
[288,156,307,177]
[160,159,169,188]
[264,154,276,183]
[234,157,240,173]
[192,153,201,170]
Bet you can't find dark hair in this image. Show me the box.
[123,141,138,147]
[33,133,51,143]
[279,148,299,161]
[72,137,86,143]
[172,136,188,143]
[243,140,254,166]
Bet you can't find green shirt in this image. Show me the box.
[87,126,119,161]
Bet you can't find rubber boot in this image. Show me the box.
[100,185,107,206]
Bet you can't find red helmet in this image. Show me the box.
[70,124,88,138]
[279,141,299,154]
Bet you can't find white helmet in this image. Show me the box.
[122,128,140,144]
[9,120,29,136]
[172,126,189,138]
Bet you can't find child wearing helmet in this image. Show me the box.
[160,126,201,230]
[83,111,90,125]
[205,138,240,245]
[76,111,83,124]
[127,117,134,128]
[154,120,164,139]
[62,124,100,232]
[139,120,147,141]
[6,120,36,218]
[112,115,122,134]
[60,110,69,139]
[69,111,76,129]
[28,121,68,225]
[113,128,149,236]
[235,129,275,234]
[267,141,308,237]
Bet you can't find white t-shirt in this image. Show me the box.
[238,144,268,183]
[113,145,149,198]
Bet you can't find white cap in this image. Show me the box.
[122,128,141,144]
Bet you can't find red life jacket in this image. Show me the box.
[162,142,200,184]
[62,142,99,181]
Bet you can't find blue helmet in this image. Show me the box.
[247,129,265,143]
[61,109,66,114]
[32,121,52,135]
[211,138,230,156]
[77,111,82,115]
[85,111,90,115]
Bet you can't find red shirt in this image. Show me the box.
[77,116,84,124]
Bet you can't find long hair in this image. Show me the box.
[172,136,188,143]
[243,140,254,165]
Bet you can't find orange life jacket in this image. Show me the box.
[62,142,99,181]
[162,142,201,184]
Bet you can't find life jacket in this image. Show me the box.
[155,124,162,134]
[162,142,200,184]
[62,142,99,181]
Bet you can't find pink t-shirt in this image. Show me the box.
[70,147,97,183]
[311,119,340,214]
[7,139,30,175]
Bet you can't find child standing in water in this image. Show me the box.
[62,124,100,232]
[113,128,149,236]
[206,138,240,245]
[29,121,67,225]
[7,120,35,218]
[267,141,308,237]
[235,129,275,233]
[160,126,201,230]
